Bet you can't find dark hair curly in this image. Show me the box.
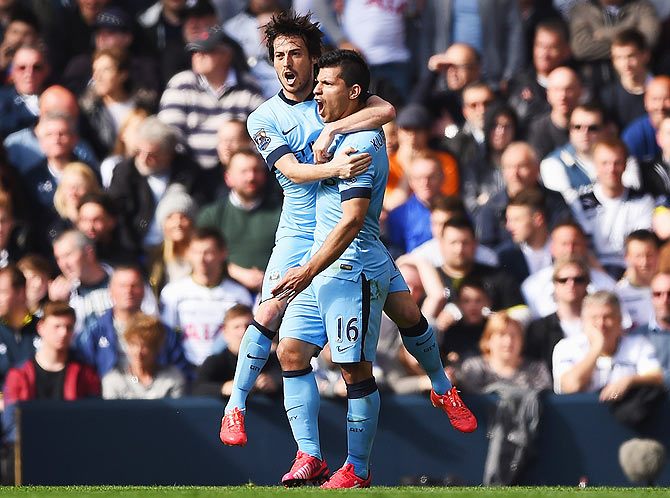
[264,10,324,61]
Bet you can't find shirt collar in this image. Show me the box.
[198,68,238,98]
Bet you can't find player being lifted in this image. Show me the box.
[220,11,476,458]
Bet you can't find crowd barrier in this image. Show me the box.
[14,392,670,486]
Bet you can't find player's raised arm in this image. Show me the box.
[273,146,371,184]
[272,196,369,300]
[313,95,395,163]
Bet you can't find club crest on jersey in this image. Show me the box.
[268,270,281,282]
[253,129,271,151]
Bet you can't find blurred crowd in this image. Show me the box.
[0,0,668,483]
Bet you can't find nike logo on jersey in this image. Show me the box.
[282,125,298,135]
[247,353,267,360]
[337,344,355,353]
[416,335,433,346]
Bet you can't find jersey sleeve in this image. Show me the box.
[336,134,376,202]
[247,109,292,171]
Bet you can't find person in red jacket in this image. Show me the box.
[2,300,100,441]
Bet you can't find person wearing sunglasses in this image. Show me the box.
[540,101,641,203]
[525,255,590,376]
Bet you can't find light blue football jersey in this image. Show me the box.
[247,92,323,241]
[311,127,389,280]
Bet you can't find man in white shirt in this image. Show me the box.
[553,291,662,398]
[160,227,253,366]
[522,220,617,318]
[616,229,659,329]
[569,137,655,279]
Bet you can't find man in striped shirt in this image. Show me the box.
[158,25,265,171]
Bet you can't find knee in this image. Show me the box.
[277,340,312,371]
[385,294,421,329]
[254,298,285,331]
[339,362,373,385]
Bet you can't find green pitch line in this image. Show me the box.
[1,487,670,497]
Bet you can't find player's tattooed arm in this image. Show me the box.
[313,95,395,163]
[274,146,371,184]
[272,197,369,300]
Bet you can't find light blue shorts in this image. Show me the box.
[387,251,409,294]
[279,268,390,363]
[261,236,313,302]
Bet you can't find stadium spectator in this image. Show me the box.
[615,229,659,329]
[507,19,572,131]
[459,104,519,216]
[633,272,670,391]
[406,194,499,269]
[386,152,446,256]
[569,137,654,279]
[442,82,495,166]
[160,228,253,367]
[419,0,524,90]
[0,9,40,82]
[2,301,101,445]
[420,216,526,332]
[409,43,482,133]
[599,29,652,130]
[540,102,641,203]
[76,192,139,267]
[524,255,590,375]
[16,253,51,316]
[223,0,282,98]
[476,141,571,249]
[158,24,264,170]
[101,312,186,399]
[457,311,552,393]
[78,48,157,159]
[3,85,99,175]
[61,7,161,100]
[522,220,618,318]
[146,185,196,299]
[384,103,459,211]
[622,76,670,162]
[107,115,202,252]
[193,304,280,398]
[98,107,148,188]
[568,0,660,87]
[497,188,552,283]
[517,0,563,66]
[0,42,50,138]
[76,265,187,379]
[553,291,662,397]
[48,230,158,334]
[640,116,670,205]
[197,149,280,294]
[439,275,492,369]
[0,265,39,385]
[527,66,583,159]
[50,162,102,241]
[0,192,30,267]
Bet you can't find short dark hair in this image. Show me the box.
[535,18,569,45]
[225,303,253,324]
[42,300,76,322]
[454,275,489,300]
[507,188,547,219]
[612,28,648,52]
[191,226,227,250]
[625,229,660,251]
[430,195,466,214]
[569,101,606,124]
[441,215,475,238]
[265,10,324,61]
[551,218,586,238]
[318,49,370,99]
[77,192,118,216]
[0,264,25,290]
[18,253,53,278]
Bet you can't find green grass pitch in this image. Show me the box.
[1,487,670,497]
